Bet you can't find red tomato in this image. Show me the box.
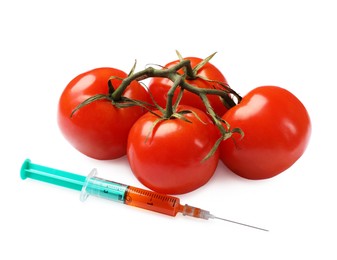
[127,106,220,194]
[58,67,150,160]
[148,57,229,116]
[220,86,311,179]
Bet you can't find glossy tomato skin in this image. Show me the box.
[148,57,229,116]
[127,106,220,194]
[58,67,150,160]
[220,86,311,180]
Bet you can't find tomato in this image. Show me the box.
[58,67,150,160]
[219,86,311,180]
[148,57,229,116]
[127,105,220,194]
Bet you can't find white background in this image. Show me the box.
[1,0,336,259]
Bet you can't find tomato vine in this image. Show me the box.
[72,52,244,160]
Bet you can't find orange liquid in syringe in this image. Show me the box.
[124,186,184,216]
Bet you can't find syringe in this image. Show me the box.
[20,159,268,232]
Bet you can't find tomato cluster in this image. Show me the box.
[58,54,311,194]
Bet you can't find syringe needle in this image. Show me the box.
[211,215,269,232]
[180,204,268,232]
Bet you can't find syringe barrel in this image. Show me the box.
[80,169,182,217]
[80,169,128,203]
[124,186,181,217]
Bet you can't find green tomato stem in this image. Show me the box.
[165,75,183,118]
[111,60,194,101]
